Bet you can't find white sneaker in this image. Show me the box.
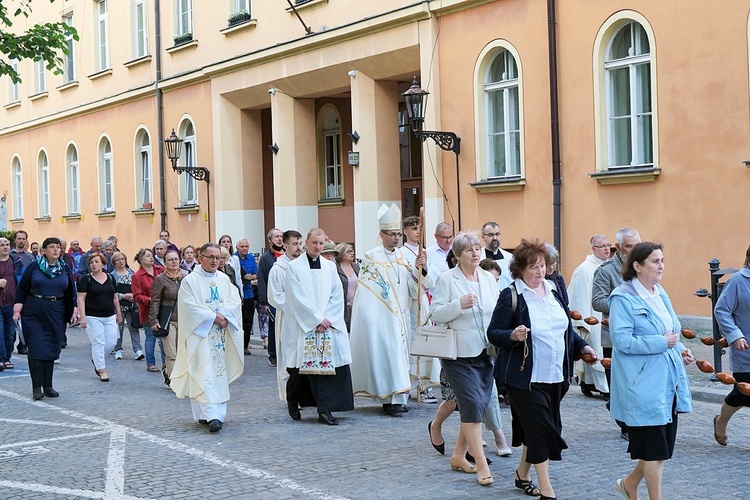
[114,350,123,360]
[134,350,145,360]
[420,389,438,404]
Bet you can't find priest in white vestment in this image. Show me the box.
[171,243,243,433]
[267,230,304,400]
[284,228,353,425]
[350,204,431,416]
[401,216,440,400]
[568,234,611,396]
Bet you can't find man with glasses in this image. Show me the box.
[480,221,513,289]
[350,204,432,417]
[426,222,453,290]
[568,234,611,399]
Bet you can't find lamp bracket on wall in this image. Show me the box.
[268,143,280,155]
[347,131,360,144]
[285,0,313,35]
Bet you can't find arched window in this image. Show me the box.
[317,106,343,201]
[67,144,80,214]
[135,130,152,207]
[38,151,50,217]
[178,120,198,205]
[485,49,520,177]
[12,157,22,219]
[99,137,114,212]
[603,20,653,168]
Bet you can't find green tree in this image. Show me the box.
[1,0,79,84]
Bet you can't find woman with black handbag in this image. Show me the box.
[110,252,143,361]
[149,250,187,386]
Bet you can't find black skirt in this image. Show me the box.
[287,365,354,413]
[506,381,569,463]
[23,297,66,361]
[627,397,678,461]
[724,372,750,408]
[441,352,494,423]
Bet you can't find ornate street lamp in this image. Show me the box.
[402,77,462,228]
[164,129,210,183]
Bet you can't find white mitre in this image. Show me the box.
[378,203,401,231]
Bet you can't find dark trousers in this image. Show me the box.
[242,298,255,348]
[267,305,276,358]
[0,304,14,363]
[28,359,54,389]
[604,346,629,433]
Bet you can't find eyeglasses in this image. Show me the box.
[382,232,402,238]
[202,255,221,261]
[436,234,453,241]
[483,232,501,238]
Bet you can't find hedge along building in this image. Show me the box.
[1,0,749,316]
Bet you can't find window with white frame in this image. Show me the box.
[176,0,193,37]
[231,0,250,14]
[99,138,114,211]
[12,157,23,219]
[179,121,198,205]
[318,108,342,200]
[38,152,50,217]
[63,13,76,82]
[134,0,148,58]
[35,59,46,94]
[485,49,520,178]
[8,60,19,102]
[67,145,80,214]
[97,0,110,71]
[136,131,152,207]
[605,21,653,168]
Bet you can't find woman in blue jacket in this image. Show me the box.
[488,239,596,500]
[609,242,693,500]
[712,244,750,446]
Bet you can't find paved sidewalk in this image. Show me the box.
[0,327,749,499]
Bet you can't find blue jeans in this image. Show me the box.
[144,326,166,367]
[0,304,14,363]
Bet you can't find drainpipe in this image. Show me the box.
[547,0,561,251]
[155,0,167,231]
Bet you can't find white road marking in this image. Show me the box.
[0,417,102,429]
[0,480,146,500]
[0,387,350,500]
[0,431,110,449]
[104,428,127,499]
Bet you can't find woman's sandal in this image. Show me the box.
[4,362,14,369]
[515,469,541,496]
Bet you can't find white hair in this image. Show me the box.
[615,228,640,245]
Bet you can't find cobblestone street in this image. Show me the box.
[1,327,748,499]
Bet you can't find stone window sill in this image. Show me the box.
[166,40,198,54]
[95,211,116,219]
[175,204,200,214]
[4,101,21,110]
[470,176,526,193]
[286,0,328,13]
[132,208,155,217]
[10,218,23,225]
[34,216,52,222]
[63,214,82,221]
[88,68,113,81]
[29,91,49,101]
[590,166,660,185]
[124,55,152,69]
[221,19,257,36]
[57,80,79,92]
[318,198,345,208]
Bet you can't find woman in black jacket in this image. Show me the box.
[487,239,597,500]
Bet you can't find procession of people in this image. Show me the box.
[13,212,743,499]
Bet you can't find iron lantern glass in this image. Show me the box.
[402,76,429,131]
[164,129,183,166]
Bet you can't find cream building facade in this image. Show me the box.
[2,0,750,315]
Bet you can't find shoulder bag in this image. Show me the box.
[410,314,457,360]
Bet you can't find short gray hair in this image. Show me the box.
[267,228,282,240]
[451,232,481,256]
[615,228,640,245]
[435,222,452,234]
[544,242,559,263]
[589,234,607,246]
[102,240,114,249]
[154,239,167,248]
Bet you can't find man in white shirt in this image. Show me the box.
[426,222,453,291]
[481,221,513,289]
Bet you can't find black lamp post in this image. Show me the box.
[402,77,462,230]
[164,128,212,239]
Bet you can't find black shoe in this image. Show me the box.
[465,451,492,465]
[61,342,67,349]
[43,387,59,397]
[161,367,170,386]
[428,421,445,455]
[208,419,223,432]
[17,346,28,355]
[383,404,407,417]
[268,357,277,367]
[620,431,629,441]
[601,392,610,402]
[32,388,44,400]
[287,401,301,421]
[580,384,596,398]
[198,419,208,425]
[318,412,339,425]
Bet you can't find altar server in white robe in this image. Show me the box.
[350,204,432,417]
[267,230,304,400]
[171,243,243,433]
[569,234,610,397]
[284,228,354,425]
